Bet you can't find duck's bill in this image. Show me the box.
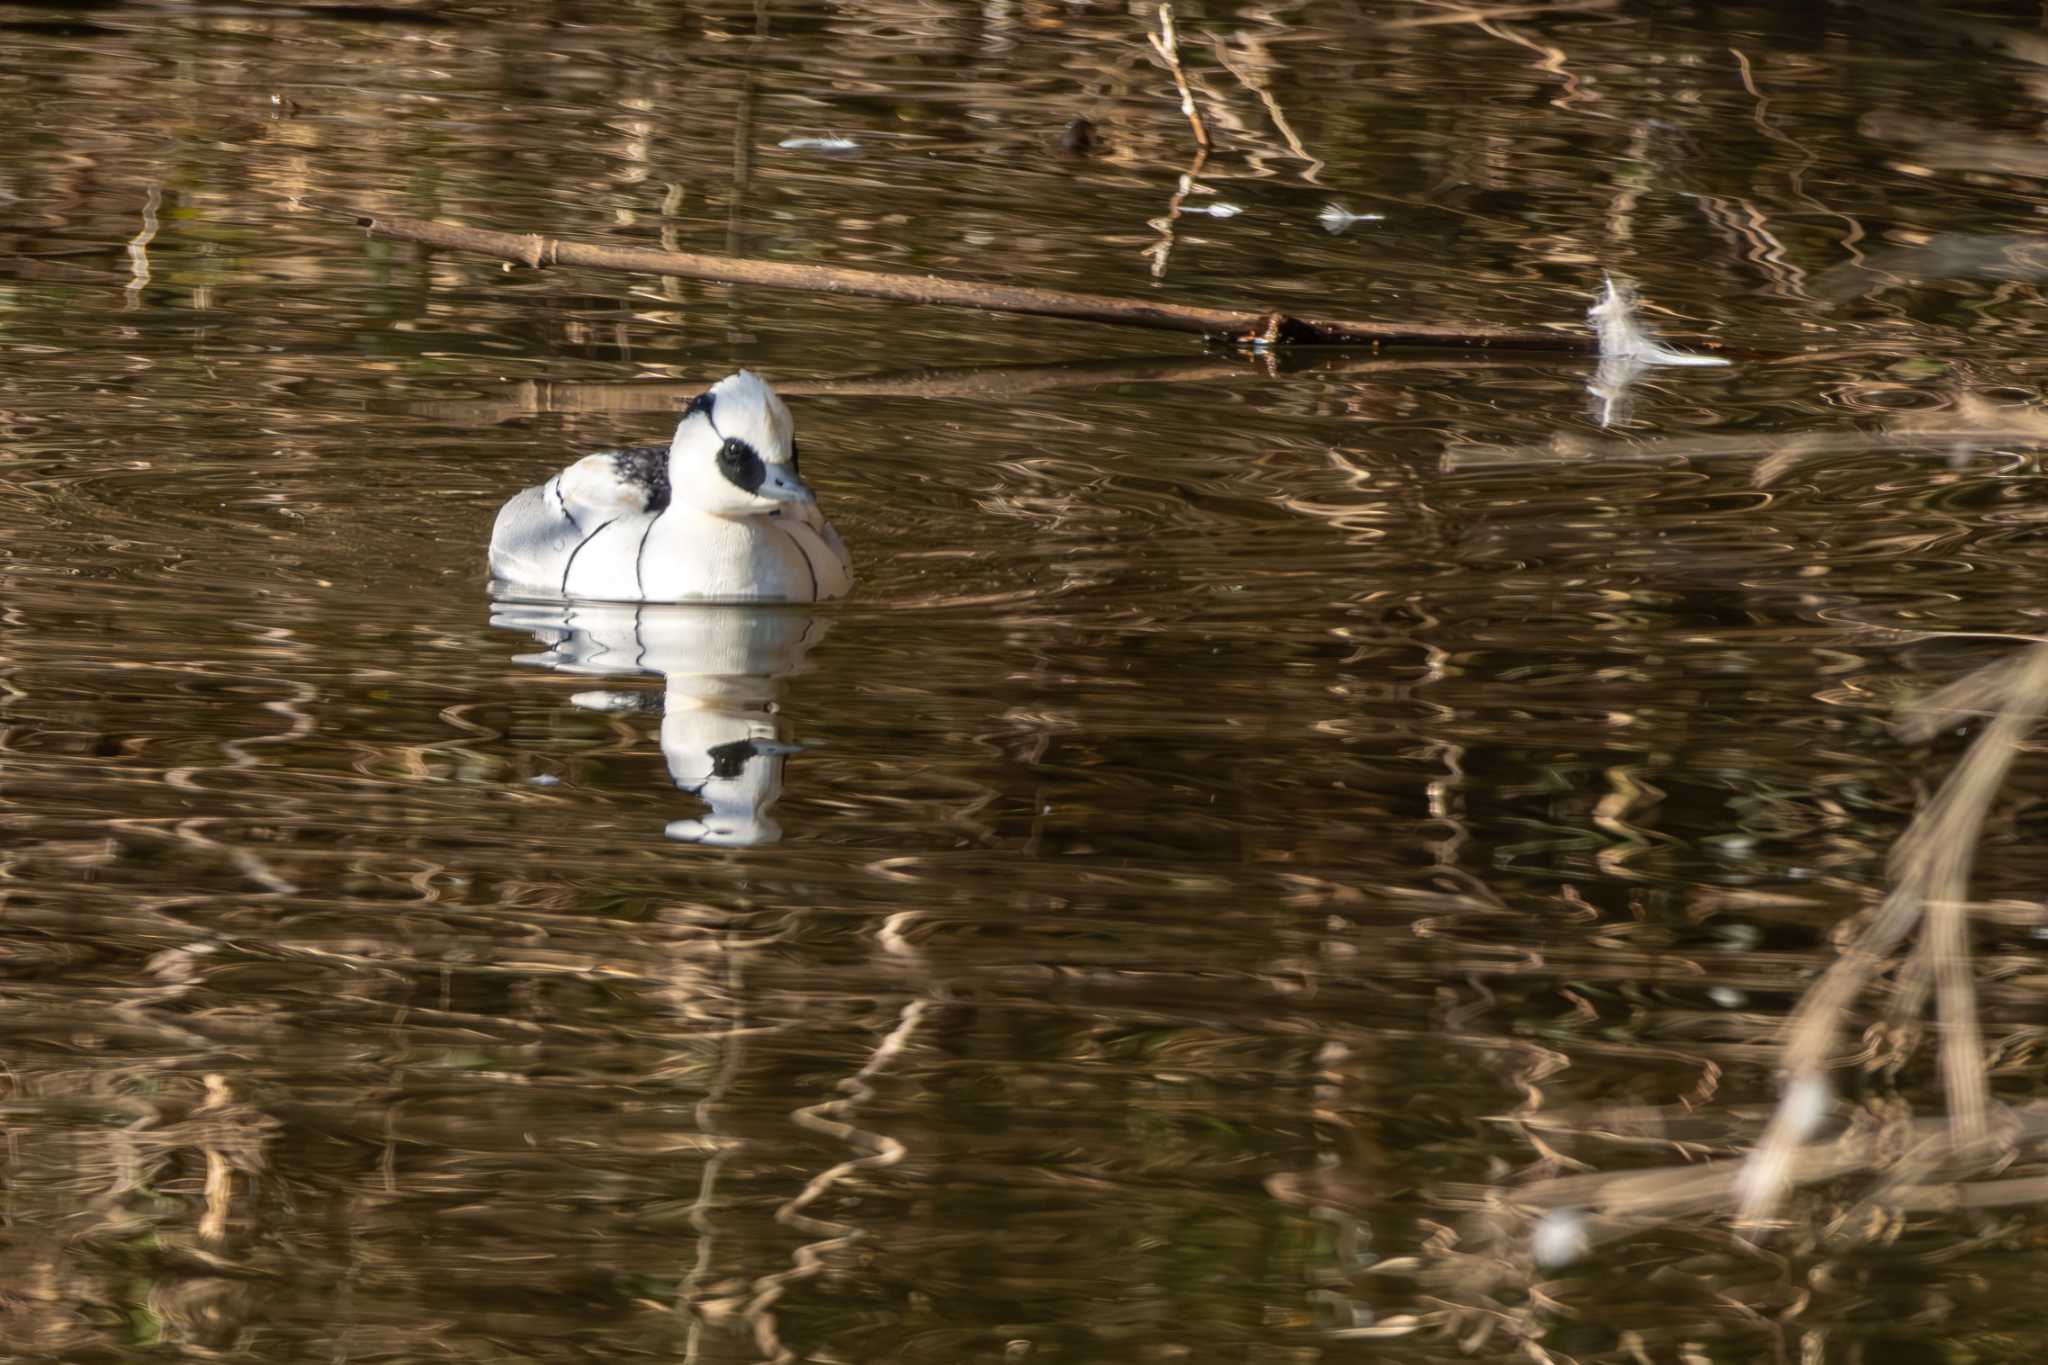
[757,469,817,505]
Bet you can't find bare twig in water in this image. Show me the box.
[727,0,768,257]
[1446,392,2045,471]
[1382,2,1620,29]
[1722,49,1815,302]
[1148,4,1210,151]
[1211,34,1323,182]
[1143,146,1207,279]
[400,351,1576,424]
[1736,644,2048,1224]
[308,202,1596,351]
[1507,1104,2048,1263]
[743,999,927,1364]
[125,184,160,311]
[1729,45,1866,280]
[678,946,747,1358]
[1364,648,2048,1351]
[1473,15,1615,121]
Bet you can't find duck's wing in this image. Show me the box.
[490,444,671,592]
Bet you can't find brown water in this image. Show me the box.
[7,1,2048,1360]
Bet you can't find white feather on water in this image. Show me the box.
[1318,204,1384,234]
[778,135,860,151]
[1585,276,1729,427]
[1589,276,1729,367]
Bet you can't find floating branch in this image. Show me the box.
[314,203,1596,352]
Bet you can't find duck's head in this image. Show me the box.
[667,371,816,518]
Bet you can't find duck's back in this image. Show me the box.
[490,444,666,595]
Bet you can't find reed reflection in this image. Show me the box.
[491,600,826,847]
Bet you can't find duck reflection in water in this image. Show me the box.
[491,600,827,847]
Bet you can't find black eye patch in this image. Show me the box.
[717,437,765,494]
[684,390,717,421]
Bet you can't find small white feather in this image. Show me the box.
[1589,276,1730,367]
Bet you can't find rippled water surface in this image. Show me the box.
[11,1,2048,1360]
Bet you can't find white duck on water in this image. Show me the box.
[489,371,852,602]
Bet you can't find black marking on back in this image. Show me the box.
[606,444,671,512]
[717,438,765,494]
[789,439,801,480]
[560,516,622,595]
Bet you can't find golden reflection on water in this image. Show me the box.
[10,1,2048,1361]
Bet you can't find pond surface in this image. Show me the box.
[7,1,2048,1360]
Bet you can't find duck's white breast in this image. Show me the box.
[492,486,852,603]
[629,510,836,603]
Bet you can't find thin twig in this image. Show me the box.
[1211,35,1323,182]
[1143,146,1207,279]
[400,352,1575,424]
[727,0,768,257]
[310,202,1595,351]
[1736,644,2048,1224]
[1148,4,1211,151]
[743,999,928,1365]
[1475,16,1615,121]
[125,184,160,311]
